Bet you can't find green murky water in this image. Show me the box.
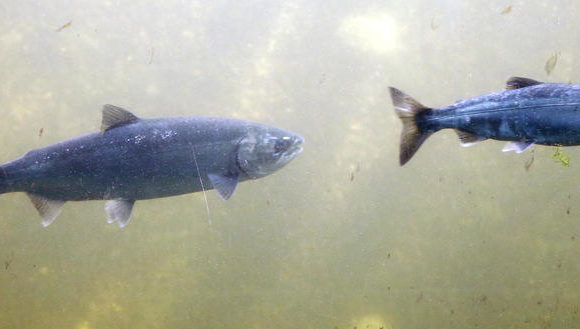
[1,1,579,328]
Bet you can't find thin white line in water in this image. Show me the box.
[190,144,211,227]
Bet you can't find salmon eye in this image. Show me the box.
[274,138,292,154]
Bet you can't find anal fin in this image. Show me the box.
[502,141,535,153]
[105,200,136,228]
[26,193,66,227]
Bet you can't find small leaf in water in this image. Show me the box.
[524,149,535,171]
[56,20,72,32]
[545,52,559,75]
[430,17,439,30]
[552,147,570,167]
[501,5,512,15]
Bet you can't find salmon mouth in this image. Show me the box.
[289,135,304,157]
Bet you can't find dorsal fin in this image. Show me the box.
[101,105,140,132]
[506,77,542,90]
[502,141,535,153]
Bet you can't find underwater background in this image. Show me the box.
[1,0,579,328]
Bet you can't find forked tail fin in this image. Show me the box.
[389,87,433,166]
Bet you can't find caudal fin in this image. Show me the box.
[389,87,433,166]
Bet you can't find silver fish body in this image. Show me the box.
[390,77,580,165]
[0,105,303,227]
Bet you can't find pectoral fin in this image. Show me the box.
[208,173,239,200]
[502,141,535,153]
[105,200,135,228]
[26,193,66,227]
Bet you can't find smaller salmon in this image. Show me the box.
[390,77,580,165]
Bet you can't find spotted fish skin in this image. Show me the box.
[0,105,303,227]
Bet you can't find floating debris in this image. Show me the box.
[348,162,361,182]
[318,73,327,86]
[38,127,44,137]
[4,252,13,271]
[415,292,423,303]
[148,47,155,64]
[430,17,439,30]
[552,147,570,167]
[501,5,512,15]
[524,148,534,171]
[545,52,559,75]
[56,21,72,32]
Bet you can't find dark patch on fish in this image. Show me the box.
[0,106,303,227]
[390,77,580,165]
